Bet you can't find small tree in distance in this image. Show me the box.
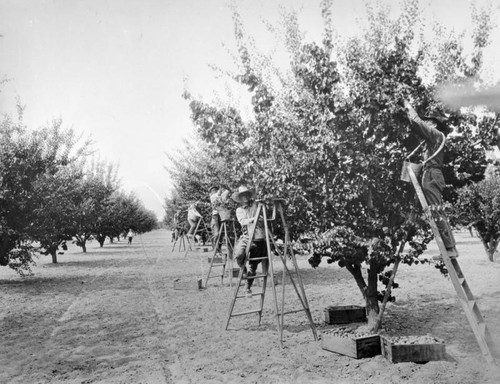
[453,173,500,261]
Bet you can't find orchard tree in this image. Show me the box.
[0,112,92,271]
[72,159,119,252]
[164,136,237,223]
[453,173,500,261]
[181,0,499,332]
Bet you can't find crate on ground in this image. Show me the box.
[321,329,381,359]
[324,305,367,324]
[208,256,224,264]
[196,245,212,253]
[380,335,446,363]
[173,278,202,290]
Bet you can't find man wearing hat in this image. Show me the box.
[209,185,231,249]
[232,185,268,297]
[403,100,458,258]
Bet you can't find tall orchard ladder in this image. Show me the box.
[406,164,497,365]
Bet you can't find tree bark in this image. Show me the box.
[82,242,87,253]
[50,249,58,264]
[345,262,381,333]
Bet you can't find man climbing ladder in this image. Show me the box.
[402,100,458,258]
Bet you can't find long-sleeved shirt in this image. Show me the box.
[236,202,265,240]
[406,105,446,170]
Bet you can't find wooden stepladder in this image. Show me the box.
[204,220,236,288]
[171,229,192,253]
[225,199,318,348]
[193,216,213,249]
[406,164,498,365]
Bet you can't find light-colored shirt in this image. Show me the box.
[406,105,445,169]
[210,189,231,215]
[187,205,202,221]
[236,202,265,240]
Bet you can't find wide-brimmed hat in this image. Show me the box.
[423,109,452,134]
[424,109,449,123]
[231,186,256,203]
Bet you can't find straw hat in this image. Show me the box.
[231,185,256,203]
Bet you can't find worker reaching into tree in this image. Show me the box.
[402,100,459,258]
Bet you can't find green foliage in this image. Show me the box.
[171,0,499,330]
[452,174,500,261]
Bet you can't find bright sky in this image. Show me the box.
[1,0,498,220]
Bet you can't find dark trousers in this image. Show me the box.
[422,168,456,249]
[234,237,268,289]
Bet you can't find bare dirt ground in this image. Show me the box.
[1,229,499,384]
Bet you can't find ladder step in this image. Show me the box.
[230,309,262,317]
[243,273,267,280]
[207,274,224,279]
[278,308,306,316]
[249,256,269,261]
[236,292,264,299]
[211,263,226,267]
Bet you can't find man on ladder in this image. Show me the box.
[231,185,268,298]
[403,100,458,258]
[401,99,499,365]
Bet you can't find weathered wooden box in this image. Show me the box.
[231,267,241,278]
[173,278,202,291]
[380,335,446,363]
[321,331,381,359]
[207,256,224,264]
[324,305,367,324]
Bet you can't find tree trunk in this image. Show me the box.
[345,262,381,333]
[50,249,58,264]
[82,242,87,253]
[365,267,381,332]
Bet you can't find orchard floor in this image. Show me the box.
[1,229,500,384]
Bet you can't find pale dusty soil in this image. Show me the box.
[1,229,499,384]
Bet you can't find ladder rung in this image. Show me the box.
[278,308,306,316]
[236,292,264,299]
[248,256,268,261]
[243,273,267,280]
[230,309,262,317]
[207,275,224,279]
[211,263,226,267]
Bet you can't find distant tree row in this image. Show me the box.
[0,108,157,275]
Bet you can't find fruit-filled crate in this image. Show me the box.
[380,335,446,363]
[321,328,381,359]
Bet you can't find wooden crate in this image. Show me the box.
[380,335,446,363]
[321,331,381,359]
[173,279,202,290]
[324,305,367,324]
[207,256,224,264]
